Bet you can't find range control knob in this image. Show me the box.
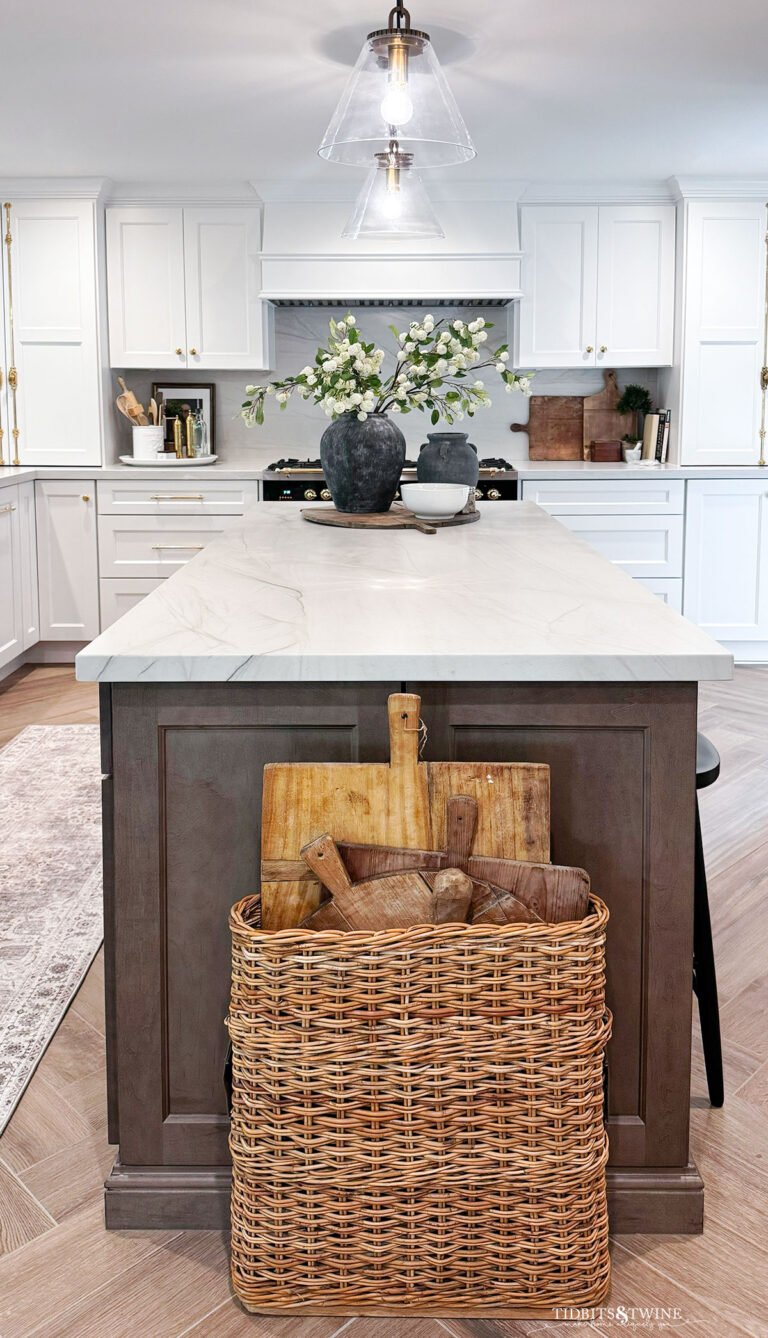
[487,488,502,500]
[303,488,318,501]
[394,489,401,500]
[474,487,484,501]
[320,488,332,501]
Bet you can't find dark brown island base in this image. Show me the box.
[76,504,733,1233]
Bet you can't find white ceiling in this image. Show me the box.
[2,0,767,187]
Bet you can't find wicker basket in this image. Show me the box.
[228,894,611,1318]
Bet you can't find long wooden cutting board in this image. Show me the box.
[260,693,550,929]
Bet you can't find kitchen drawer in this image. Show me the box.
[98,514,241,577]
[97,479,260,515]
[521,478,685,515]
[635,577,683,612]
[100,577,165,629]
[555,513,684,578]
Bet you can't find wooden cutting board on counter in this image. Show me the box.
[260,693,550,929]
[511,395,584,459]
[511,370,634,459]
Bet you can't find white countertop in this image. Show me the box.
[76,502,732,685]
[514,460,768,480]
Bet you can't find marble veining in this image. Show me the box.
[76,503,732,684]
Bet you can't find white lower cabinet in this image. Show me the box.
[554,513,683,579]
[97,513,242,577]
[99,577,165,629]
[0,482,39,667]
[684,479,768,653]
[35,480,100,640]
[0,490,22,667]
[636,577,683,611]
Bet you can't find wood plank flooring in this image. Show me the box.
[1,665,767,1336]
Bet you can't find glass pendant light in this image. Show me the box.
[319,2,475,169]
[343,148,444,240]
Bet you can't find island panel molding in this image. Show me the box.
[101,676,702,1233]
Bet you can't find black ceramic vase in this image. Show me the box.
[417,432,479,487]
[320,412,406,514]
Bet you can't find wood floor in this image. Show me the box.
[0,664,767,1336]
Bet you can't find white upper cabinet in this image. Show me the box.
[676,202,765,466]
[107,206,274,370]
[684,478,768,644]
[517,206,598,368]
[2,199,102,466]
[515,204,675,368]
[595,206,675,366]
[106,208,187,370]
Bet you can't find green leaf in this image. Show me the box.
[431,408,439,425]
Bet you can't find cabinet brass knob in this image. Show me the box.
[586,345,594,353]
[175,347,183,356]
[82,494,90,502]
[599,344,608,353]
[189,348,198,356]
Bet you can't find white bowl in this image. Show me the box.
[400,482,470,521]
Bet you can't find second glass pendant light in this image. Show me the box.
[343,148,444,240]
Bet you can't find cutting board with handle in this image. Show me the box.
[260,695,550,929]
[511,396,585,460]
[339,795,588,921]
[299,833,435,931]
[582,369,634,454]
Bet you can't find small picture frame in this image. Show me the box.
[152,383,216,453]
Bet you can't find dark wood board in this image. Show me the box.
[583,370,634,450]
[302,504,481,534]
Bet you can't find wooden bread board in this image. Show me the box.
[511,395,584,460]
[260,693,550,929]
[302,505,481,534]
[583,370,633,450]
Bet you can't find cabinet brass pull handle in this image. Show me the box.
[4,204,20,465]
[585,345,594,353]
[82,494,91,502]
[189,347,198,356]
[151,543,205,551]
[150,493,204,501]
[599,344,608,353]
[0,502,16,514]
[175,347,183,356]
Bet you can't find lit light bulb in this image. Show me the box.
[382,188,403,220]
[380,84,414,127]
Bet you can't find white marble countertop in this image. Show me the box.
[76,502,732,685]
[513,460,768,479]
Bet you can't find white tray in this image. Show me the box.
[119,454,218,468]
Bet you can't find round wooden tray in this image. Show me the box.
[302,504,481,535]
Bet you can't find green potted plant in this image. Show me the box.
[242,313,532,513]
[616,384,652,445]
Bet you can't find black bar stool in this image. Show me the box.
[693,732,724,1107]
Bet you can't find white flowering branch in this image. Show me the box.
[241,313,532,428]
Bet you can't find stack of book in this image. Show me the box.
[641,410,671,463]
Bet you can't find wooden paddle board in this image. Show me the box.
[260,693,550,929]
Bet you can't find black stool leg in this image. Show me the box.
[693,799,724,1107]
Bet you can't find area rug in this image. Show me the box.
[0,725,102,1134]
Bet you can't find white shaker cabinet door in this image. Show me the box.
[35,480,100,640]
[17,480,39,648]
[679,202,765,465]
[107,208,188,369]
[596,206,675,367]
[0,487,22,667]
[183,208,274,370]
[684,480,768,641]
[516,206,599,368]
[4,199,102,465]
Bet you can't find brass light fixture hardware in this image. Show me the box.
[758,202,768,467]
[4,203,20,466]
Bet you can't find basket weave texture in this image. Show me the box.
[228,893,611,1316]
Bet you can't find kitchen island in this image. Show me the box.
[76,502,732,1234]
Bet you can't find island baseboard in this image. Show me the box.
[103,1160,704,1235]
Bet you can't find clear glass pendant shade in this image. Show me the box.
[319,28,475,169]
[343,155,444,240]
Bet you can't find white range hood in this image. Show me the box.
[259,200,522,306]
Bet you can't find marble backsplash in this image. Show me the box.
[112,305,658,464]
